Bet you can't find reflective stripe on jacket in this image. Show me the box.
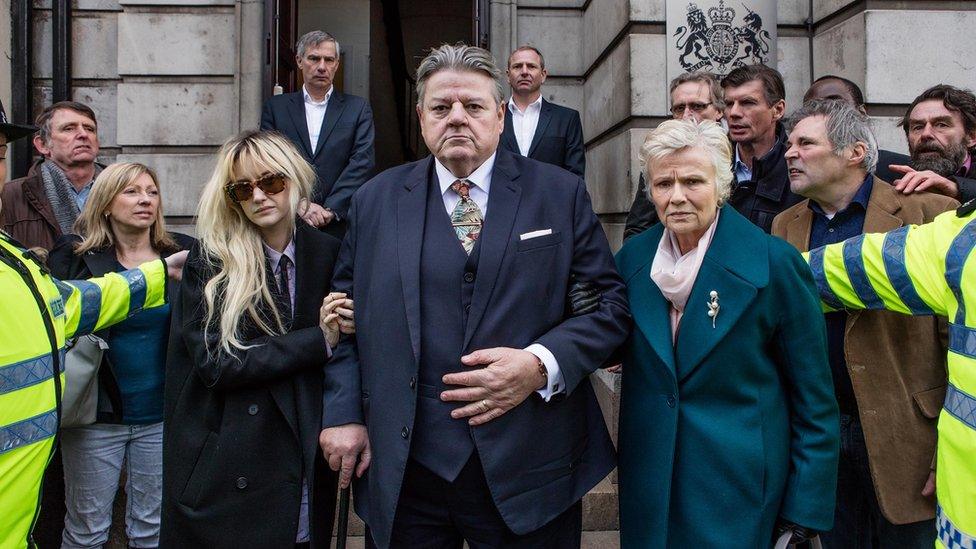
[807,208,976,548]
[0,232,167,549]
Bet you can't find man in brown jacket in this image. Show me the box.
[1,101,101,251]
[773,100,953,547]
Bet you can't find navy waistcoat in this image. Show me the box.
[411,176,482,481]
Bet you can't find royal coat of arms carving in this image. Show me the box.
[674,0,772,73]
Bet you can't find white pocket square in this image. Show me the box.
[520,229,553,241]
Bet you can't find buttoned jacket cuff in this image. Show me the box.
[526,343,564,402]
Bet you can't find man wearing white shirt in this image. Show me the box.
[319,44,628,549]
[261,30,375,238]
[500,46,586,177]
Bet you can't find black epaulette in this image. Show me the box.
[957,198,976,217]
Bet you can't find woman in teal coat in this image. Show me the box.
[615,120,839,548]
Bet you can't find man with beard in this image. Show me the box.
[892,85,976,202]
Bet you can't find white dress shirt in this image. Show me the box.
[434,154,565,401]
[508,95,543,157]
[303,84,333,155]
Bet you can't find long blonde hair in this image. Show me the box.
[73,162,177,254]
[196,130,315,355]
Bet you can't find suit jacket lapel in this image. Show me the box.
[501,106,519,154]
[674,210,765,382]
[622,230,676,376]
[863,177,904,234]
[463,152,522,349]
[82,247,121,277]
[783,203,813,251]
[287,93,314,157]
[396,158,431,365]
[313,92,346,161]
[527,100,553,157]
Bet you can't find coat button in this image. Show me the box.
[236,476,248,489]
[401,427,410,439]
[666,395,676,408]
[248,404,259,415]
[409,377,416,389]
[463,272,475,283]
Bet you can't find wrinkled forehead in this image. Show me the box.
[425,69,498,103]
[672,81,712,103]
[910,99,964,125]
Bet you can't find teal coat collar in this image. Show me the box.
[617,207,770,381]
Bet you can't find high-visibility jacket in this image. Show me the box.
[808,206,976,548]
[0,232,168,549]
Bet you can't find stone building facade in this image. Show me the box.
[2,0,974,534]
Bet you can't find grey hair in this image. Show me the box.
[296,30,340,59]
[669,71,726,111]
[786,99,878,174]
[640,119,733,205]
[416,44,504,108]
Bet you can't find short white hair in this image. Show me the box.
[639,119,733,205]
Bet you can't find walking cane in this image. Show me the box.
[336,485,351,549]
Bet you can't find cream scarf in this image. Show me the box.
[649,209,720,344]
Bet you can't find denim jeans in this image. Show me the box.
[60,422,163,549]
[820,414,935,549]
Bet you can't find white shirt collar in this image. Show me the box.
[435,152,496,196]
[302,84,333,106]
[508,95,543,115]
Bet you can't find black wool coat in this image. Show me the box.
[160,222,340,548]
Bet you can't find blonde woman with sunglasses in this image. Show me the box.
[160,130,353,548]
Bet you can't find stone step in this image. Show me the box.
[330,530,621,549]
[333,475,619,538]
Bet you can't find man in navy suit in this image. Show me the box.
[500,46,585,178]
[261,30,374,238]
[318,44,630,549]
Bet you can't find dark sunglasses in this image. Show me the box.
[225,173,287,202]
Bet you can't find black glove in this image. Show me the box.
[774,519,818,545]
[566,275,600,316]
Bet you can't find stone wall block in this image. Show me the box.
[117,12,236,76]
[812,12,865,91]
[116,153,215,215]
[517,9,583,76]
[31,11,118,79]
[542,78,584,115]
[629,34,667,117]
[582,0,628,70]
[119,0,233,5]
[630,0,664,22]
[583,35,631,138]
[864,10,976,105]
[814,0,856,23]
[518,0,584,7]
[871,115,908,156]
[778,36,810,114]
[116,83,237,146]
[585,128,644,215]
[778,0,809,25]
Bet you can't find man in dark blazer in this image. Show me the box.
[319,44,630,549]
[261,30,375,238]
[499,46,585,178]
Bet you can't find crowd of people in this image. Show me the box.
[0,28,975,549]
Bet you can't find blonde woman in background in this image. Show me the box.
[48,162,194,548]
[160,130,353,548]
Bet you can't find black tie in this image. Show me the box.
[276,255,293,323]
